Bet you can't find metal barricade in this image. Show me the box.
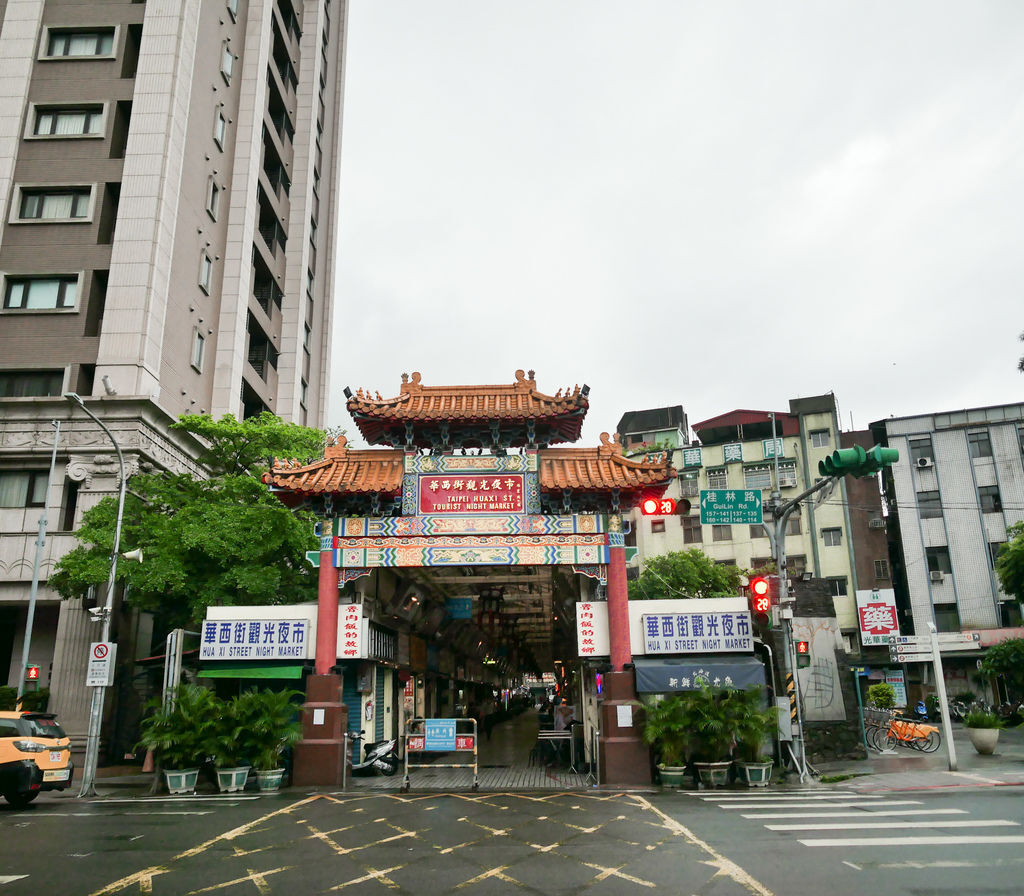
[401,718,478,792]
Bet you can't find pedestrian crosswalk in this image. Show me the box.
[692,789,1024,849]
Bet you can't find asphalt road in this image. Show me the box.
[3,784,1024,895]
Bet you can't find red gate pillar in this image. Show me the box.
[292,529,347,785]
[598,543,651,785]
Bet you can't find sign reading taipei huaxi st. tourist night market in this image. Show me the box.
[200,619,310,660]
[642,612,753,654]
[418,474,524,514]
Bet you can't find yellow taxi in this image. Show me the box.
[0,711,74,808]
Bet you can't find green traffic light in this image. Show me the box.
[818,444,899,478]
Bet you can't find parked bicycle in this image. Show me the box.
[865,709,941,753]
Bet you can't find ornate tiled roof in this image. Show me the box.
[345,370,589,447]
[538,432,675,493]
[263,435,404,502]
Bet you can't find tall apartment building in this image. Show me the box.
[871,403,1024,638]
[621,395,891,649]
[0,0,348,740]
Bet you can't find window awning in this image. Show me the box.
[634,654,766,693]
[198,663,303,680]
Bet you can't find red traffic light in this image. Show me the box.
[749,576,771,614]
[640,497,676,515]
[796,640,809,654]
[25,664,39,681]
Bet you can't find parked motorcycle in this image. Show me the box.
[348,731,399,777]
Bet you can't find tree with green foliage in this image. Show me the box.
[995,522,1024,603]
[628,549,742,601]
[978,637,1024,701]
[50,413,327,629]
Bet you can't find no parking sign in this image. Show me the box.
[86,642,116,687]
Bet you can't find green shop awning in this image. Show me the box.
[199,663,303,680]
[634,654,765,693]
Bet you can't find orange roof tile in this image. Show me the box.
[538,433,675,493]
[346,370,589,446]
[263,435,404,499]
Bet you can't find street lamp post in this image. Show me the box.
[65,393,128,797]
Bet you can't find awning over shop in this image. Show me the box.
[198,663,303,680]
[634,654,766,693]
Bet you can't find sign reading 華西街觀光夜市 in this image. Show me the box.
[200,619,310,660]
[642,612,753,654]
[699,489,762,525]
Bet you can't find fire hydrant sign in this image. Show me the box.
[86,642,116,687]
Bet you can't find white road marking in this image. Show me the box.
[768,819,1019,831]
[701,793,886,801]
[0,877,28,886]
[842,861,861,871]
[743,808,967,819]
[96,796,260,803]
[800,835,1024,847]
[719,800,922,810]
[36,811,213,817]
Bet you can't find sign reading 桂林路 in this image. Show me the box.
[699,489,763,525]
[642,612,753,654]
[200,619,309,660]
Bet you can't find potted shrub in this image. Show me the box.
[208,694,252,793]
[641,694,692,787]
[686,686,736,787]
[136,684,219,794]
[730,687,778,787]
[237,688,302,792]
[964,707,1001,755]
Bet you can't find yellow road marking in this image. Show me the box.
[629,795,775,896]
[184,866,290,895]
[581,861,657,888]
[329,864,405,891]
[455,866,523,889]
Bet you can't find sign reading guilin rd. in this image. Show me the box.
[699,489,763,525]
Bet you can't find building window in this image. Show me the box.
[979,485,1002,514]
[17,188,91,220]
[679,470,699,498]
[706,468,727,490]
[213,109,227,149]
[712,524,731,542]
[0,370,64,397]
[874,559,890,579]
[786,513,801,535]
[3,276,78,310]
[714,559,735,568]
[0,471,48,507]
[191,329,206,371]
[968,430,993,459]
[303,324,312,353]
[306,268,315,297]
[810,430,830,448]
[651,519,666,534]
[199,251,213,293]
[933,603,961,633]
[45,29,115,58]
[826,576,848,597]
[788,555,807,577]
[33,107,103,137]
[778,461,798,488]
[743,466,772,490]
[918,490,942,519]
[206,178,221,219]
[227,0,239,21]
[909,436,933,463]
[822,527,842,547]
[221,43,235,83]
[749,524,766,539]
[300,379,308,409]
[751,557,773,571]
[988,542,1005,568]
[926,547,952,575]
[682,515,702,544]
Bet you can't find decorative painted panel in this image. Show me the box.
[404,454,536,474]
[336,514,604,538]
[333,534,609,568]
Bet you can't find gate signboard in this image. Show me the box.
[419,475,524,514]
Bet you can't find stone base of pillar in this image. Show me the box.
[291,674,349,787]
[598,670,651,786]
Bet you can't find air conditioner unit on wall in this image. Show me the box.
[929,570,945,582]
[916,457,934,469]
[868,518,885,529]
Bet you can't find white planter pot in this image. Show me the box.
[255,768,285,792]
[215,766,251,793]
[657,765,688,788]
[164,768,200,794]
[966,727,999,755]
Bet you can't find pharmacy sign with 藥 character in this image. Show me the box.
[855,589,900,646]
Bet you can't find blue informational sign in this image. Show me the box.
[423,719,457,751]
[446,597,473,620]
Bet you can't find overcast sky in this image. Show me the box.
[330,2,1023,446]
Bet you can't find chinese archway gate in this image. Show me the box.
[264,370,675,785]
